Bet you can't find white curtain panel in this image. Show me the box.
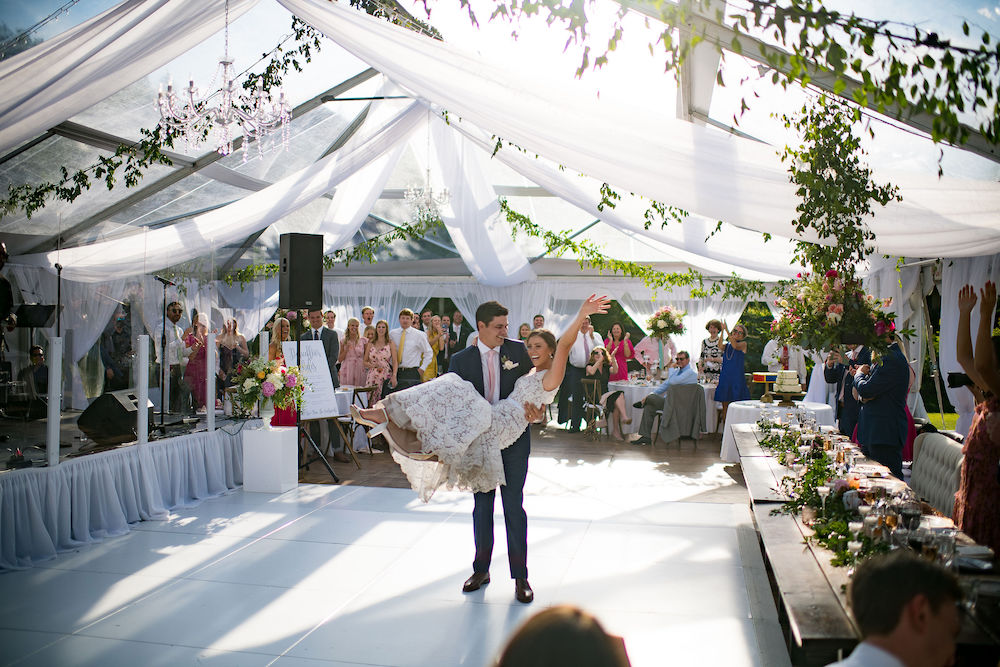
[280,0,1000,257]
[13,100,426,281]
[0,0,259,155]
[940,254,1000,435]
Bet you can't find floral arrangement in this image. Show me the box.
[646,305,685,339]
[231,356,306,418]
[769,269,908,356]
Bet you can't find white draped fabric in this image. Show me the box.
[15,100,425,281]
[617,293,747,361]
[0,426,247,570]
[0,0,259,156]
[940,255,1000,435]
[279,0,1000,257]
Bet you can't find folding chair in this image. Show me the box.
[350,386,378,455]
[580,378,607,441]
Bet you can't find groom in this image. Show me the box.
[449,300,544,603]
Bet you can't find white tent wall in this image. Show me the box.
[940,255,1000,435]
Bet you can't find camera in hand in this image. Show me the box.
[946,372,974,389]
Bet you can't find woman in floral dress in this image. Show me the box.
[364,319,397,403]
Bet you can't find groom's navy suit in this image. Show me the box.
[449,338,532,579]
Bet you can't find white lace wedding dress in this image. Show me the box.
[382,370,557,502]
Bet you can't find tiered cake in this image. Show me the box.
[773,370,801,392]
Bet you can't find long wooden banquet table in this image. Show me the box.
[731,423,1000,666]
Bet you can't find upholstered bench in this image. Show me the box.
[909,432,965,517]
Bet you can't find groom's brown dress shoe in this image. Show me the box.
[463,572,490,592]
[515,578,534,604]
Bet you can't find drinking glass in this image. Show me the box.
[937,529,957,569]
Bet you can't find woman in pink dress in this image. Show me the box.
[364,319,397,403]
[268,317,296,427]
[604,322,634,382]
[952,282,1000,553]
[184,312,209,411]
[338,317,367,386]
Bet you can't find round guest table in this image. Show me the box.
[608,381,720,435]
[719,399,836,462]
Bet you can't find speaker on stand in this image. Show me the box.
[277,233,339,483]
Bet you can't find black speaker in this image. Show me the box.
[77,389,153,446]
[279,233,323,310]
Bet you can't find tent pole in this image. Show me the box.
[922,293,947,428]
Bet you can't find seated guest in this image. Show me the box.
[826,551,962,667]
[18,345,48,398]
[584,347,630,439]
[952,282,1000,553]
[761,338,808,388]
[629,350,698,446]
[825,344,870,438]
[389,308,432,392]
[496,605,631,667]
[854,336,909,479]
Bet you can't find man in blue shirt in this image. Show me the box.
[630,350,698,445]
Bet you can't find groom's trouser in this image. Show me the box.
[472,434,529,579]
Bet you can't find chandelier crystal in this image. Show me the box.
[404,167,450,224]
[156,0,291,158]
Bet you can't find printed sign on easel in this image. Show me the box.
[282,340,338,420]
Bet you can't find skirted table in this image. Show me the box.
[719,400,835,462]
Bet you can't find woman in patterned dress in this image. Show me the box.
[364,319,397,403]
[698,319,724,384]
[338,317,367,386]
[952,282,1000,552]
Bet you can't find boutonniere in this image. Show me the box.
[500,354,518,371]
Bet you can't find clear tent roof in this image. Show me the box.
[1,0,997,278]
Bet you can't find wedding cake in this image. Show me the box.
[773,370,802,393]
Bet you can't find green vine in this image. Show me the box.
[499,197,767,300]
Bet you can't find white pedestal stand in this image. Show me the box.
[242,426,298,493]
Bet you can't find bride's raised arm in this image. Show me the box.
[542,294,610,392]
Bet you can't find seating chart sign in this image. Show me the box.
[282,341,338,420]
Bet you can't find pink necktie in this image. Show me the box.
[487,349,498,404]
[583,335,590,359]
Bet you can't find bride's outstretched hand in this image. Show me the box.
[580,294,611,318]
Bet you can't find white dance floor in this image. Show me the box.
[0,455,790,667]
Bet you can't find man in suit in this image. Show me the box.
[452,309,474,348]
[450,300,545,604]
[438,314,457,374]
[824,344,871,438]
[302,309,347,463]
[854,341,909,478]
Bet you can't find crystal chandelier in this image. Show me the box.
[404,167,450,224]
[155,0,291,158]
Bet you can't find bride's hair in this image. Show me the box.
[526,329,556,353]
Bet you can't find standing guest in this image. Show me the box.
[713,322,750,426]
[826,551,962,667]
[268,317,297,427]
[423,315,443,380]
[518,323,531,341]
[452,309,474,347]
[532,314,545,330]
[362,325,376,348]
[361,306,375,328]
[365,319,397,402]
[389,308,432,392]
[438,314,456,374]
[466,329,480,349]
[630,350,698,446]
[419,307,434,332]
[604,322,634,381]
[158,301,192,414]
[585,347,631,439]
[338,317,367,386]
[217,319,249,398]
[952,282,1000,553]
[825,344,870,438]
[697,319,724,384]
[182,312,209,410]
[558,314,604,432]
[323,310,343,341]
[302,309,346,462]
[854,336,909,479]
[761,338,808,388]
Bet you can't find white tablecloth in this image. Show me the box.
[608,381,720,435]
[719,400,836,462]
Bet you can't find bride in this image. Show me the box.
[352,295,610,501]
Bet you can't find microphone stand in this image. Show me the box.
[54,263,62,337]
[154,276,174,430]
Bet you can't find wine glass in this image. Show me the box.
[817,485,831,514]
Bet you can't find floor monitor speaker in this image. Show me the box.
[279,233,323,310]
[77,389,153,446]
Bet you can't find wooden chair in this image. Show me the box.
[580,378,607,440]
[350,386,378,455]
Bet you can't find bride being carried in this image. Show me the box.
[352,295,610,501]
